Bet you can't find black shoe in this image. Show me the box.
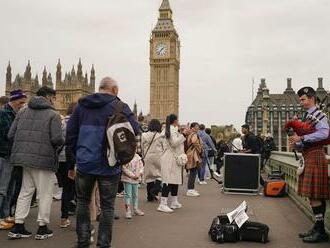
[303,231,329,243]
[8,224,32,239]
[35,225,53,240]
[114,213,120,220]
[299,228,315,238]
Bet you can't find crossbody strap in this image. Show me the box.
[142,132,157,160]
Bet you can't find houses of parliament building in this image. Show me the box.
[5,59,95,115]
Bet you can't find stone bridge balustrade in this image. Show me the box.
[267,151,330,232]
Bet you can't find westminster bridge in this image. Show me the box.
[0,151,329,248]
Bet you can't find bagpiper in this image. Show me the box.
[289,86,329,243]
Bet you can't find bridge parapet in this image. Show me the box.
[268,151,330,232]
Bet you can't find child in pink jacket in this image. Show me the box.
[121,153,144,219]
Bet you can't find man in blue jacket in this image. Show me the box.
[198,124,217,184]
[66,77,139,248]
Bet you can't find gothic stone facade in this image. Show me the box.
[150,0,180,122]
[5,59,95,115]
[245,78,329,151]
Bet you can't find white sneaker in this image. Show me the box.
[157,204,174,213]
[213,171,221,177]
[199,181,207,185]
[170,201,182,209]
[186,190,200,197]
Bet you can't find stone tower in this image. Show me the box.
[6,60,39,98]
[55,59,95,115]
[150,0,180,122]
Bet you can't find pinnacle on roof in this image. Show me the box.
[159,0,171,11]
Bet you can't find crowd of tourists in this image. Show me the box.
[0,80,328,247]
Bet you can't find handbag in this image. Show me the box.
[166,139,187,167]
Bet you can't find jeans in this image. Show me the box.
[76,171,119,248]
[198,156,208,181]
[187,167,198,190]
[57,162,75,219]
[0,157,13,219]
[123,183,139,209]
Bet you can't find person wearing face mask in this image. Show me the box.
[157,114,186,213]
[8,86,64,240]
[0,90,26,230]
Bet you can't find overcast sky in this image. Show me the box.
[1,0,330,129]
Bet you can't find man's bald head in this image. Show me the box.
[99,77,119,96]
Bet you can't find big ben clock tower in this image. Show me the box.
[150,0,180,122]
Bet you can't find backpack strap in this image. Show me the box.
[115,101,124,113]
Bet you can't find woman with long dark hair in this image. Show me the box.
[142,119,163,202]
[157,114,186,213]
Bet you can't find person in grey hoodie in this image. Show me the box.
[8,86,64,240]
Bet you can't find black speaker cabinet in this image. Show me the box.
[223,153,260,194]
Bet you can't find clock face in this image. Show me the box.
[156,43,168,56]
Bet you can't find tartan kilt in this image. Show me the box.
[298,146,330,199]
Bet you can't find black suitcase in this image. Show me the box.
[209,215,239,243]
[239,221,269,243]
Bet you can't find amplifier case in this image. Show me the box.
[223,153,260,195]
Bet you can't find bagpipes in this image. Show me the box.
[284,97,329,175]
[284,97,330,146]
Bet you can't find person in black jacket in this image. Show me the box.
[241,124,264,187]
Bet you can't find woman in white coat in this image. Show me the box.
[141,119,163,202]
[157,114,186,213]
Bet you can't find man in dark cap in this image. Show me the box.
[0,90,26,230]
[289,86,329,243]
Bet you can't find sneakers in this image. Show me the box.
[125,210,132,219]
[8,224,32,239]
[133,209,145,216]
[35,225,53,240]
[157,204,174,213]
[213,171,221,177]
[186,189,200,197]
[199,181,207,185]
[169,196,182,209]
[0,220,14,230]
[60,218,70,228]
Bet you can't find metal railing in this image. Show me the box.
[267,151,330,232]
